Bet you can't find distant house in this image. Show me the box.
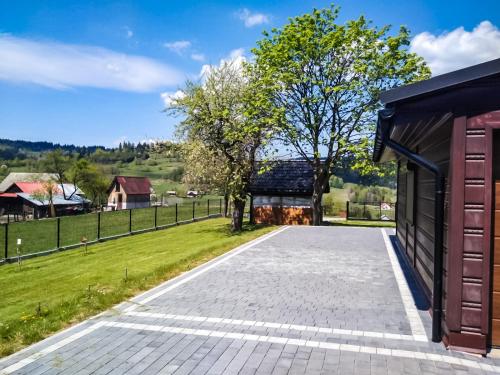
[0,181,89,218]
[107,176,152,210]
[248,160,329,225]
[186,190,199,198]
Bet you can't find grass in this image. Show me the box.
[322,183,396,218]
[325,219,396,228]
[0,218,275,357]
[3,199,222,257]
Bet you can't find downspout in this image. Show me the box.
[378,109,445,343]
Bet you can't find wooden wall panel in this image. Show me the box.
[395,118,453,301]
[460,124,486,337]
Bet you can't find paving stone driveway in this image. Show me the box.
[2,225,500,374]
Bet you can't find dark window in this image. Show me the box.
[116,183,120,192]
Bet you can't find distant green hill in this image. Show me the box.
[0,139,187,195]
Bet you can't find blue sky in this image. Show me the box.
[1,0,500,147]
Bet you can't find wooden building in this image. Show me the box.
[248,160,328,225]
[107,176,152,210]
[373,58,500,354]
[0,181,89,218]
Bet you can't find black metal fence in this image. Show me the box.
[346,201,396,221]
[1,199,222,263]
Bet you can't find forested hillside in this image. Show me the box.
[0,139,185,195]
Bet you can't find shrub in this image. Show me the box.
[329,175,344,189]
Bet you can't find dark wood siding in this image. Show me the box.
[395,118,452,299]
[396,163,407,249]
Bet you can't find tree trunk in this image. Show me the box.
[49,203,56,218]
[249,195,255,225]
[231,198,245,232]
[312,174,326,226]
[223,192,229,217]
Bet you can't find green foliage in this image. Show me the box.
[347,184,396,203]
[181,141,229,194]
[329,175,344,189]
[163,166,184,182]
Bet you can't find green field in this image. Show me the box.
[323,182,396,218]
[0,218,275,357]
[325,219,396,228]
[1,199,222,258]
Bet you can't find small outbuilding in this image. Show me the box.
[107,176,152,210]
[373,58,500,354]
[248,160,328,225]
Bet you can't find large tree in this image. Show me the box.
[253,5,430,225]
[66,159,109,207]
[167,61,271,231]
[42,149,75,199]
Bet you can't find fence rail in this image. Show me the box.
[1,199,223,263]
[346,201,396,221]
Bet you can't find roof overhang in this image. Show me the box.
[374,57,500,163]
[380,58,500,105]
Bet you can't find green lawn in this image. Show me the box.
[0,218,275,357]
[2,199,222,258]
[325,219,396,228]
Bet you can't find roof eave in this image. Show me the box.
[380,58,500,105]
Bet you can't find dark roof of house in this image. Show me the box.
[249,160,325,196]
[109,176,152,195]
[380,57,500,105]
[373,57,500,162]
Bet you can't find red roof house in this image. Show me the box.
[107,176,152,210]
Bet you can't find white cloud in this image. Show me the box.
[410,21,500,76]
[199,48,246,78]
[0,34,184,92]
[236,8,269,28]
[190,53,205,62]
[161,90,186,107]
[163,40,191,55]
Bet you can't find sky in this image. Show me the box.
[1,0,500,147]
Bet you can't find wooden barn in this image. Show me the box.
[373,58,500,354]
[107,176,152,210]
[248,160,328,225]
[0,181,88,218]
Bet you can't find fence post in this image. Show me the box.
[97,212,101,240]
[175,203,178,223]
[207,199,210,217]
[56,218,61,249]
[192,201,195,221]
[346,201,350,219]
[4,223,8,259]
[154,206,158,229]
[380,202,382,220]
[129,209,132,233]
[363,203,366,218]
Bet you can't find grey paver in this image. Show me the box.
[2,227,500,374]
